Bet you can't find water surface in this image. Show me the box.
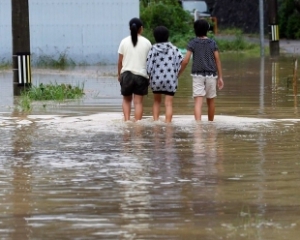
[0,54,300,239]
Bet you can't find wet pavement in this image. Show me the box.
[1,52,300,239]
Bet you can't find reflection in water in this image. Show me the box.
[255,131,266,240]
[192,123,218,176]
[10,112,33,240]
[293,59,298,113]
[259,57,265,114]
[271,60,279,110]
[119,124,152,238]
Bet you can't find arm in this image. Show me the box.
[214,51,224,90]
[117,53,123,82]
[178,50,192,77]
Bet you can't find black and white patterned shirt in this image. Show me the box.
[146,42,183,93]
[187,38,218,76]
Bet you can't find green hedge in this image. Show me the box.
[140,1,194,45]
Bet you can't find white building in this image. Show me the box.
[0,0,139,65]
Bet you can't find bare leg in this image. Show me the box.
[206,98,215,121]
[194,96,203,121]
[153,93,162,121]
[164,95,173,123]
[122,95,132,121]
[133,94,144,121]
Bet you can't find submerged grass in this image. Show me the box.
[0,59,12,70]
[33,48,76,69]
[213,30,260,53]
[35,53,76,69]
[19,82,85,112]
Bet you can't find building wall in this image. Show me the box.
[0,0,11,63]
[0,0,139,65]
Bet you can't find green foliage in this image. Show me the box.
[19,94,32,112]
[140,0,179,8]
[286,13,300,39]
[140,1,193,45]
[218,27,244,35]
[34,50,76,69]
[140,1,259,52]
[278,0,300,39]
[19,82,85,112]
[0,58,12,69]
[217,30,256,51]
[170,32,194,49]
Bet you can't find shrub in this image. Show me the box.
[140,1,193,45]
[19,82,85,112]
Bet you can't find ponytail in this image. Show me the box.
[130,23,138,47]
[129,18,143,47]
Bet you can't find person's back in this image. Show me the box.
[146,26,183,123]
[189,37,218,76]
[179,19,224,121]
[119,35,151,78]
[117,18,151,122]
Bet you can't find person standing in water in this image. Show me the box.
[146,26,183,123]
[117,18,152,121]
[179,19,224,121]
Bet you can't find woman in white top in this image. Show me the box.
[117,18,152,121]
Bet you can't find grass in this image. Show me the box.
[33,49,76,69]
[18,82,85,112]
[0,59,12,70]
[216,33,256,51]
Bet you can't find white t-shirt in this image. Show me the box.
[118,35,152,78]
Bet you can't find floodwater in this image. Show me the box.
[1,53,300,239]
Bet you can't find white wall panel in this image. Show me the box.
[0,0,12,62]
[0,0,139,65]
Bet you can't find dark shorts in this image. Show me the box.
[120,71,149,96]
[153,91,175,96]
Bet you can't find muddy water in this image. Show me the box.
[1,54,300,239]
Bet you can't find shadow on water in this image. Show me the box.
[1,53,300,239]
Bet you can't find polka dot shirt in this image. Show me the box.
[187,38,218,76]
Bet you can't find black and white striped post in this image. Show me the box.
[268,0,280,57]
[12,0,32,95]
[16,53,32,86]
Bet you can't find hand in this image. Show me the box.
[217,78,224,90]
[118,74,121,82]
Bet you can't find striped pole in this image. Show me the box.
[12,0,31,95]
[17,54,32,86]
[270,24,279,41]
[259,0,264,56]
[268,0,280,57]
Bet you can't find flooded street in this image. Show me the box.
[1,54,300,239]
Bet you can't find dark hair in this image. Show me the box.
[129,18,143,47]
[153,26,169,43]
[194,19,210,37]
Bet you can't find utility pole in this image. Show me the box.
[259,0,265,57]
[268,0,280,57]
[11,0,32,95]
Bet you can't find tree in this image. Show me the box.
[140,1,193,44]
[278,0,300,39]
